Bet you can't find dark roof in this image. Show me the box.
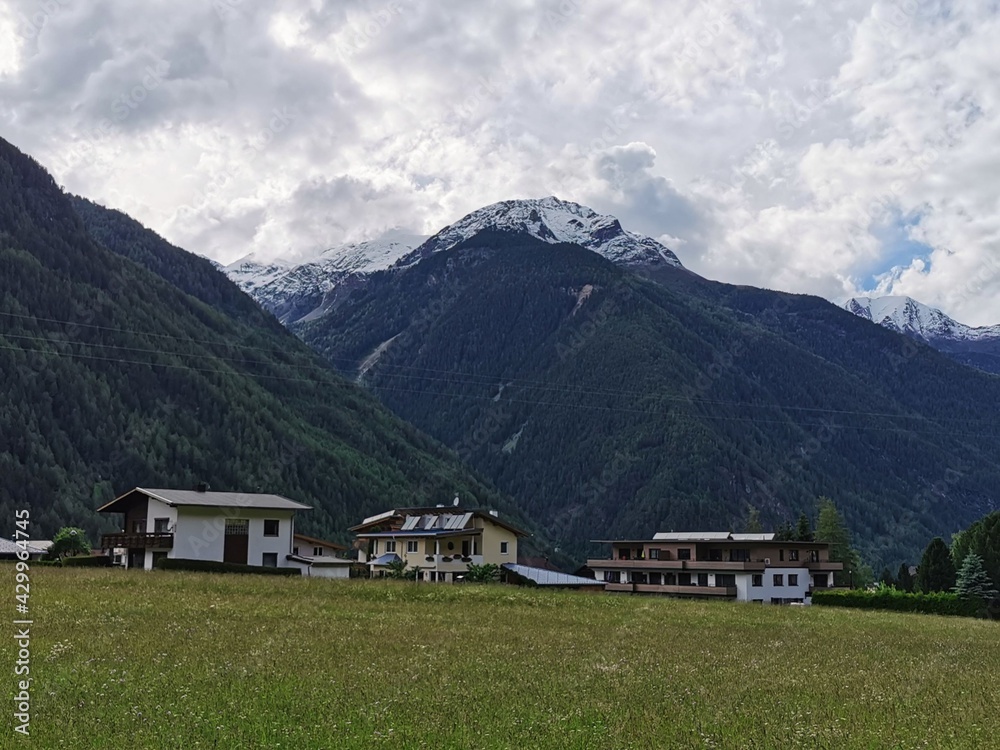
[518,555,562,572]
[293,533,347,550]
[98,487,311,514]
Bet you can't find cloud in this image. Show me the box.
[1,0,999,323]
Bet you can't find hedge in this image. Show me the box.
[63,555,112,568]
[812,588,984,618]
[155,558,301,576]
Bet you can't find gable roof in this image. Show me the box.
[350,507,528,537]
[293,533,347,551]
[97,487,311,513]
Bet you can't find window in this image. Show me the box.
[262,553,278,567]
[789,549,799,561]
[649,548,660,560]
[604,571,621,583]
[313,546,323,557]
[500,541,509,555]
[773,574,784,587]
[131,519,146,533]
[810,550,820,562]
[752,574,763,587]
[716,574,736,588]
[153,518,170,533]
[618,548,630,560]
[788,574,798,587]
[677,548,691,560]
[385,541,397,553]
[263,519,279,537]
[292,546,299,555]
[406,540,419,553]
[708,549,723,561]
[151,551,167,568]
[779,549,785,562]
[678,573,692,586]
[697,573,709,587]
[730,548,749,562]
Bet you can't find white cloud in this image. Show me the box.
[2,0,1000,322]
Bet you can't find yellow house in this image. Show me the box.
[351,506,527,582]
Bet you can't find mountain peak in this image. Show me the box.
[402,196,684,269]
[845,295,1000,342]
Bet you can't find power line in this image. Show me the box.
[3,310,999,435]
[4,310,999,425]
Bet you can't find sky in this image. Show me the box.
[2,0,1000,324]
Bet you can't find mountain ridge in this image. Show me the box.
[224,197,682,324]
[845,295,1000,375]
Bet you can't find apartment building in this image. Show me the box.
[587,531,843,604]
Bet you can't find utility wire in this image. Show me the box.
[3,311,999,425]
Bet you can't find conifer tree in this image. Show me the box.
[954,552,998,603]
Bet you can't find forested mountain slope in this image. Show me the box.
[0,138,521,544]
[298,231,1000,567]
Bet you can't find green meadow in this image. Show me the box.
[7,568,999,749]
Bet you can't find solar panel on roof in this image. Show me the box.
[400,516,419,530]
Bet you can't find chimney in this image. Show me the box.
[196,482,210,493]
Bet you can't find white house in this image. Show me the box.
[98,486,311,571]
[290,533,353,579]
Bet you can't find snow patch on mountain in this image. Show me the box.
[845,296,1000,342]
[223,198,683,325]
[399,196,683,269]
[224,233,424,323]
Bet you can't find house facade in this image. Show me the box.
[291,533,352,579]
[98,487,311,571]
[351,506,527,582]
[587,532,843,604]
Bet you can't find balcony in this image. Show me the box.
[588,559,764,572]
[101,533,173,549]
[419,554,484,570]
[605,583,737,597]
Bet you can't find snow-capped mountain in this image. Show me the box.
[225,234,423,324]
[224,198,683,325]
[845,295,1000,375]
[399,196,683,269]
[844,296,1000,342]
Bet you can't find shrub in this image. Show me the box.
[465,563,501,583]
[63,555,112,568]
[812,588,983,618]
[155,558,301,576]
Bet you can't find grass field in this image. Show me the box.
[6,568,999,749]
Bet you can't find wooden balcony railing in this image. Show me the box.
[101,533,174,549]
